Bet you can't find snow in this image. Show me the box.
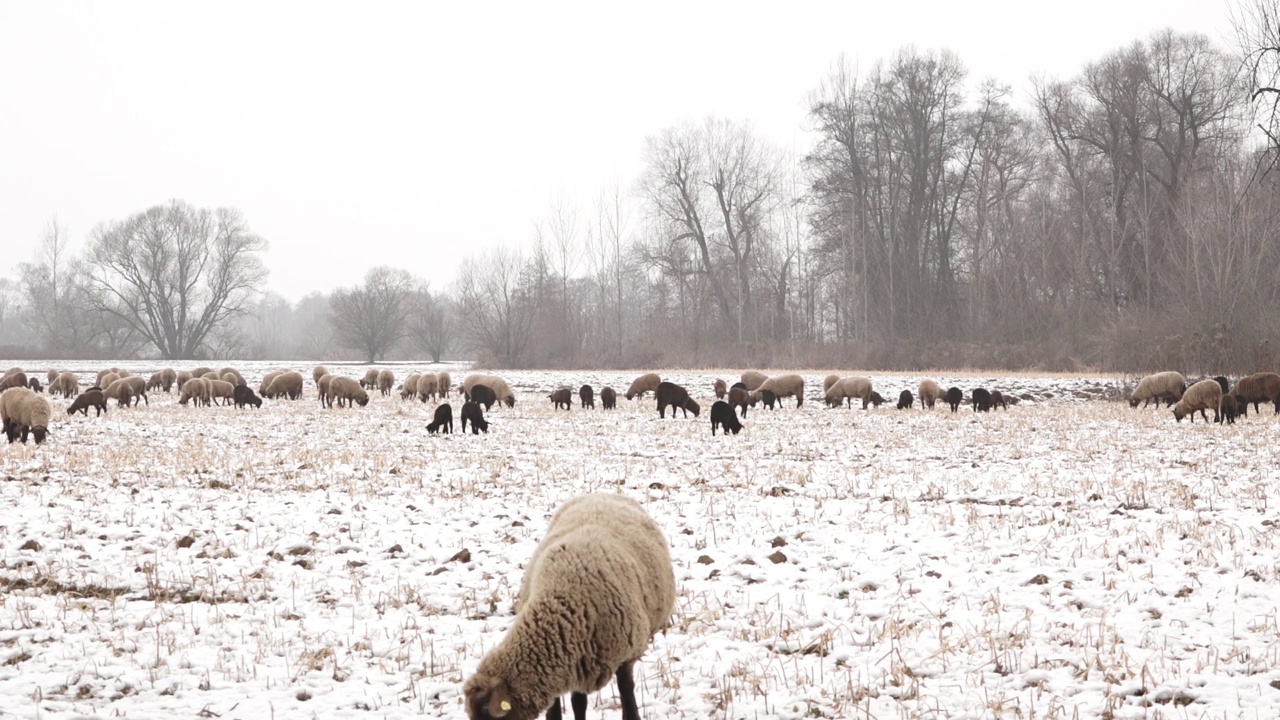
[2,362,1279,719]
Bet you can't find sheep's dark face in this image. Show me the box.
[31,426,47,444]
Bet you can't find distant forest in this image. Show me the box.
[4,5,1280,374]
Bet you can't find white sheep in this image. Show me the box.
[917,380,943,409]
[328,376,369,407]
[751,374,806,408]
[1129,371,1187,409]
[437,371,453,398]
[463,494,675,720]
[1,386,53,444]
[1173,379,1222,423]
[400,374,421,400]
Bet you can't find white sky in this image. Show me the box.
[0,0,1233,302]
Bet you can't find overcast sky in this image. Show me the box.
[0,1,1233,302]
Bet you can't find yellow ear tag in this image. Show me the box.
[500,701,512,711]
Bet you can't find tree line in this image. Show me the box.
[4,9,1280,373]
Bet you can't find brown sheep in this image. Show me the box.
[175,370,193,390]
[470,384,498,411]
[329,376,370,407]
[417,373,440,402]
[377,369,395,396]
[710,400,743,435]
[1,370,31,391]
[822,374,840,394]
[549,387,573,410]
[361,368,380,389]
[46,369,58,384]
[67,389,108,417]
[728,385,757,417]
[600,386,617,410]
[27,378,42,393]
[624,372,661,401]
[264,371,304,400]
[1231,372,1280,413]
[579,384,594,409]
[318,374,335,407]
[713,378,728,399]
[146,371,165,392]
[436,371,452,398]
[1173,378,1223,423]
[178,377,211,406]
[1,387,52,444]
[752,374,805,408]
[312,366,328,388]
[234,384,263,409]
[655,381,700,418]
[1217,393,1238,424]
[53,372,79,398]
[945,387,964,412]
[400,374,421,400]
[427,403,453,434]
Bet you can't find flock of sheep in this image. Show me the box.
[1127,370,1280,423]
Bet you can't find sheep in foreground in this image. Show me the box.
[824,376,880,409]
[179,378,211,407]
[1,387,52,444]
[972,388,992,412]
[624,373,661,401]
[918,380,942,409]
[549,387,573,410]
[579,384,594,409]
[464,493,674,720]
[945,387,964,412]
[1230,372,1280,413]
[400,374,421,400]
[655,381,700,418]
[329,376,370,407]
[713,378,727,399]
[427,403,453,434]
[264,371,304,400]
[897,390,913,409]
[600,386,617,410]
[1129,371,1187,409]
[1173,378,1222,423]
[461,400,489,434]
[436,371,452,397]
[710,400,743,435]
[377,369,395,396]
[53,372,79,398]
[67,389,107,417]
[753,374,805,408]
[233,385,263,409]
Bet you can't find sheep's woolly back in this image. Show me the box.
[624,373,661,399]
[55,373,78,397]
[103,379,131,400]
[1233,372,1280,403]
[757,374,805,399]
[466,374,516,405]
[1174,379,1222,420]
[826,376,872,404]
[418,373,439,399]
[464,494,674,719]
[179,378,208,404]
[437,371,452,396]
[1,387,52,430]
[329,376,368,404]
[312,366,328,387]
[1131,371,1187,403]
[740,371,768,391]
[822,374,840,393]
[208,379,235,400]
[259,371,283,394]
[267,371,304,397]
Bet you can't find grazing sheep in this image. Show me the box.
[190,367,214,379]
[27,378,42,393]
[417,373,440,402]
[312,366,328,388]
[218,368,245,386]
[549,387,573,410]
[329,376,370,408]
[824,376,880,409]
[377,369,395,396]
[1129,371,1188,409]
[233,385,263,409]
[579,384,594,409]
[655,381,700,418]
[120,376,147,405]
[600,386,617,410]
[991,390,1008,410]
[93,369,114,387]
[464,494,674,720]
[822,374,840,394]
[945,387,963,412]
[400,373,421,400]
[728,386,756,417]
[1217,394,1238,425]
[207,379,236,406]
[1173,378,1223,423]
[67,389,107,417]
[740,370,768,392]
[427,403,453,434]
[760,389,780,410]
[317,374,335,407]
[1230,372,1280,413]
[53,372,79,398]
[752,374,805,408]
[118,385,134,408]
[175,370,193,390]
[264,371,304,400]
[918,380,943,410]
[624,373,661,401]
[460,400,489,434]
[710,400,743,435]
[146,371,165,392]
[462,374,516,407]
[259,370,284,396]
[201,371,221,382]
[46,369,58,384]
[160,368,176,392]
[1,387,52,444]
[713,378,727,399]
[179,378,211,407]
[97,372,121,391]
[1213,375,1230,395]
[436,371,452,398]
[1,371,30,391]
[103,378,144,407]
[361,368,380,389]
[470,384,498,411]
[972,388,993,412]
[897,390,913,409]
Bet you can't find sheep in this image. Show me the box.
[822,374,840,395]
[160,368,176,392]
[312,366,328,388]
[53,372,79,398]
[427,403,453,434]
[579,384,594,409]
[549,387,573,410]
[824,376,880,409]
[1217,393,1238,425]
[93,369,115,387]
[264,371,304,400]
[218,368,245,386]
[898,390,913,409]
[1230,372,1280,413]
[179,378,211,407]
[103,378,145,407]
[972,388,993,412]
[46,369,58,384]
[175,370,193,390]
[600,387,617,410]
[377,369,395,396]
[146,372,165,392]
[118,385,134,408]
[655,381,700,418]
[417,373,440,402]
[752,374,805,408]
[463,493,674,720]
[317,374,336,406]
[740,370,768,392]
[120,376,147,405]
[1173,378,1223,423]
[710,400,743,435]
[728,386,756,417]
[918,380,942,409]
[1,387,52,444]
[400,373,421,400]
[436,371,452,398]
[460,400,489,434]
[190,366,214,379]
[0,371,30,391]
[991,390,1008,410]
[207,379,236,406]
[463,374,515,408]
[67,389,107,417]
[259,370,284,396]
[329,376,370,407]
[27,378,42,393]
[1213,376,1230,395]
[361,368,380,389]
[624,373,661,401]
[760,389,780,410]
[96,372,120,391]
[713,378,727,399]
[1128,371,1187,409]
[234,385,262,409]
[470,384,498,411]
[945,387,963,412]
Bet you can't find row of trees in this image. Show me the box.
[5,8,1280,372]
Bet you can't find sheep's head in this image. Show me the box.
[31,426,47,444]
[685,399,701,417]
[464,675,540,720]
[1172,406,1186,422]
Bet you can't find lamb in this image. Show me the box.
[1217,393,1238,425]
[53,372,79,398]
[179,378,211,407]
[600,387,617,410]
[752,374,805,408]
[27,378,42,393]
[461,400,489,434]
[991,390,1008,410]
[377,369,395,396]
[417,373,439,402]
[0,370,30,391]
[67,389,107,417]
[945,387,964,412]
[972,388,993,412]
[824,376,880,409]
[207,379,236,406]
[579,384,594,409]
[436,371,452,398]
[710,400,743,435]
[328,376,370,408]
[728,386,756,417]
[264,371,304,400]
[1129,371,1187,409]
[624,372,661,401]
[470,384,498,411]
[463,494,674,720]
[1173,378,1223,423]
[549,387,573,410]
[1,387,52,444]
[361,368,380,389]
[713,378,727,399]
[312,366,328,388]
[234,385,263,409]
[427,403,453,434]
[1230,372,1280,413]
[463,374,516,408]
[655,381,700,418]
[897,390,913,409]
[400,374,421,400]
[918,380,943,409]
[759,389,780,410]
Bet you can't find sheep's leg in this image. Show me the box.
[547,696,563,720]
[569,692,587,720]
[616,661,640,720]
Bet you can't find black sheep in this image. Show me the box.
[470,384,497,411]
[945,387,963,412]
[760,389,779,410]
[897,390,913,409]
[67,389,108,417]
[578,384,594,409]
[728,386,754,417]
[600,386,617,410]
[548,387,573,410]
[1213,375,1230,395]
[427,403,453,434]
[1217,395,1237,425]
[710,400,743,435]
[27,378,42,393]
[971,388,992,412]
[991,390,1008,410]
[233,384,263,409]
[655,381,700,418]
[461,401,489,434]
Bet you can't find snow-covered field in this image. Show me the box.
[2,362,1279,719]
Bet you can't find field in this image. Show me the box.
[1,363,1279,720]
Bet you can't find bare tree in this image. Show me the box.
[17,217,80,352]
[81,200,268,359]
[454,246,539,366]
[1235,0,1280,168]
[409,288,456,363]
[329,267,418,363]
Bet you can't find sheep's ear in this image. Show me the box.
[487,682,513,718]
